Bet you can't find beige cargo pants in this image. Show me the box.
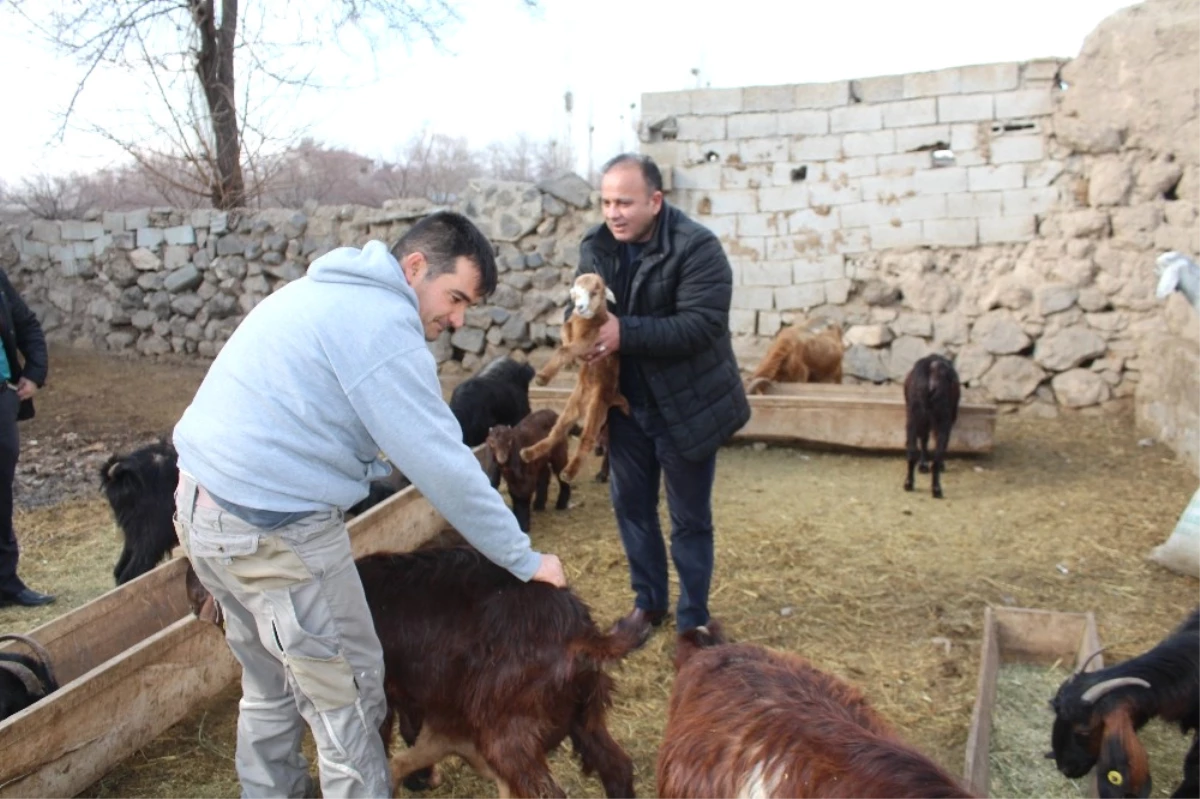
[175,472,391,799]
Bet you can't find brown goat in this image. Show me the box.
[487,409,571,533]
[357,547,639,798]
[657,621,975,798]
[520,273,629,483]
[744,321,844,395]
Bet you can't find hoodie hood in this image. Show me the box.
[308,240,416,300]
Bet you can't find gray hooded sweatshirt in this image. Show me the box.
[173,240,541,581]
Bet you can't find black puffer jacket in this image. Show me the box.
[578,203,750,462]
[0,269,48,421]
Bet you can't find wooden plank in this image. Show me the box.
[0,616,239,798]
[528,382,997,453]
[963,606,1106,797]
[0,452,482,798]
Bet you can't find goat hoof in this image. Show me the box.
[918,463,930,474]
[518,448,534,463]
[534,374,550,386]
[932,489,944,499]
[903,481,914,492]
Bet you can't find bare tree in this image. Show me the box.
[380,128,480,203]
[8,1,534,210]
[11,174,103,220]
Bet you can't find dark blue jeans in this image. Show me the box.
[607,404,716,632]
[0,389,24,596]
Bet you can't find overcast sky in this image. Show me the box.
[0,0,1135,185]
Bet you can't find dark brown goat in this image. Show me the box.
[486,409,571,532]
[657,621,975,798]
[357,547,638,798]
[903,354,961,499]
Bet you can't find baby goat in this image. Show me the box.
[744,321,844,395]
[520,273,629,483]
[903,354,961,499]
[486,409,571,533]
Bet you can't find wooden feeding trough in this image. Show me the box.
[0,450,486,798]
[964,606,1105,798]
[529,380,997,453]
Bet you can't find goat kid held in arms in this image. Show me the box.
[572,153,750,647]
[171,211,566,799]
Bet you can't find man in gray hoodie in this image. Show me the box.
[172,211,566,798]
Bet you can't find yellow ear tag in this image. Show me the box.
[1107,770,1123,786]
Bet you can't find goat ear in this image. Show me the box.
[604,287,616,305]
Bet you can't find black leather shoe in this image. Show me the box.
[0,587,57,607]
[613,607,669,648]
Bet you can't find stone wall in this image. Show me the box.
[635,0,1198,421]
[0,174,602,370]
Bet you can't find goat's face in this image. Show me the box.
[569,274,615,319]
[1049,673,1153,795]
[486,425,516,464]
[1094,716,1152,799]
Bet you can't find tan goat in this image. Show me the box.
[519,273,630,483]
[744,320,845,395]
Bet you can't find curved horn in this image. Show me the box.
[1075,647,1107,676]
[1081,677,1151,704]
[0,659,48,697]
[0,633,58,689]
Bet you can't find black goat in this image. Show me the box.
[0,633,59,722]
[449,357,535,447]
[101,439,179,585]
[903,354,961,499]
[1049,607,1199,798]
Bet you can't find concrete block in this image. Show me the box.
[164,225,197,246]
[642,90,692,118]
[742,261,794,286]
[767,236,817,261]
[839,202,895,230]
[732,285,775,310]
[640,140,682,166]
[728,113,779,139]
[190,209,212,229]
[72,241,93,259]
[924,218,979,247]
[60,221,86,241]
[1002,186,1061,216]
[870,221,925,249]
[831,227,872,255]
[739,212,786,237]
[790,135,843,161]
[853,74,904,103]
[807,181,862,206]
[843,130,896,158]
[689,88,743,114]
[744,84,796,112]
[676,115,727,141]
[793,255,844,284]
[990,134,1045,163]
[953,149,989,167]
[737,137,789,164]
[729,309,758,335]
[903,68,962,98]
[775,282,826,310]
[704,215,738,239]
[821,156,878,181]
[915,166,968,194]
[673,163,722,190]
[81,222,104,240]
[777,110,830,136]
[92,234,113,257]
[968,164,1025,192]
[1025,160,1064,188]
[794,80,850,109]
[1023,59,1064,81]
[946,191,1004,218]
[950,123,983,151]
[22,240,49,258]
[709,190,759,215]
[881,99,937,129]
[893,193,948,222]
[861,175,915,203]
[759,184,810,212]
[102,212,125,232]
[960,63,1020,93]
[830,105,882,133]
[722,164,774,189]
[995,89,1054,118]
[725,236,766,261]
[825,277,853,304]
[125,209,151,230]
[979,215,1036,243]
[757,311,783,337]
[788,206,842,233]
[877,152,929,175]
[29,221,61,244]
[137,227,165,250]
[938,94,994,123]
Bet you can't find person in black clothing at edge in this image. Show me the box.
[0,267,52,607]
[577,153,750,646]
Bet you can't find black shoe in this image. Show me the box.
[0,587,57,607]
[612,607,669,649]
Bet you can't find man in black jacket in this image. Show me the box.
[0,268,52,607]
[578,153,749,643]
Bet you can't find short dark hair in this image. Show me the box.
[390,211,498,297]
[600,153,663,194]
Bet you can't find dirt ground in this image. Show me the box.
[3,344,1198,798]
